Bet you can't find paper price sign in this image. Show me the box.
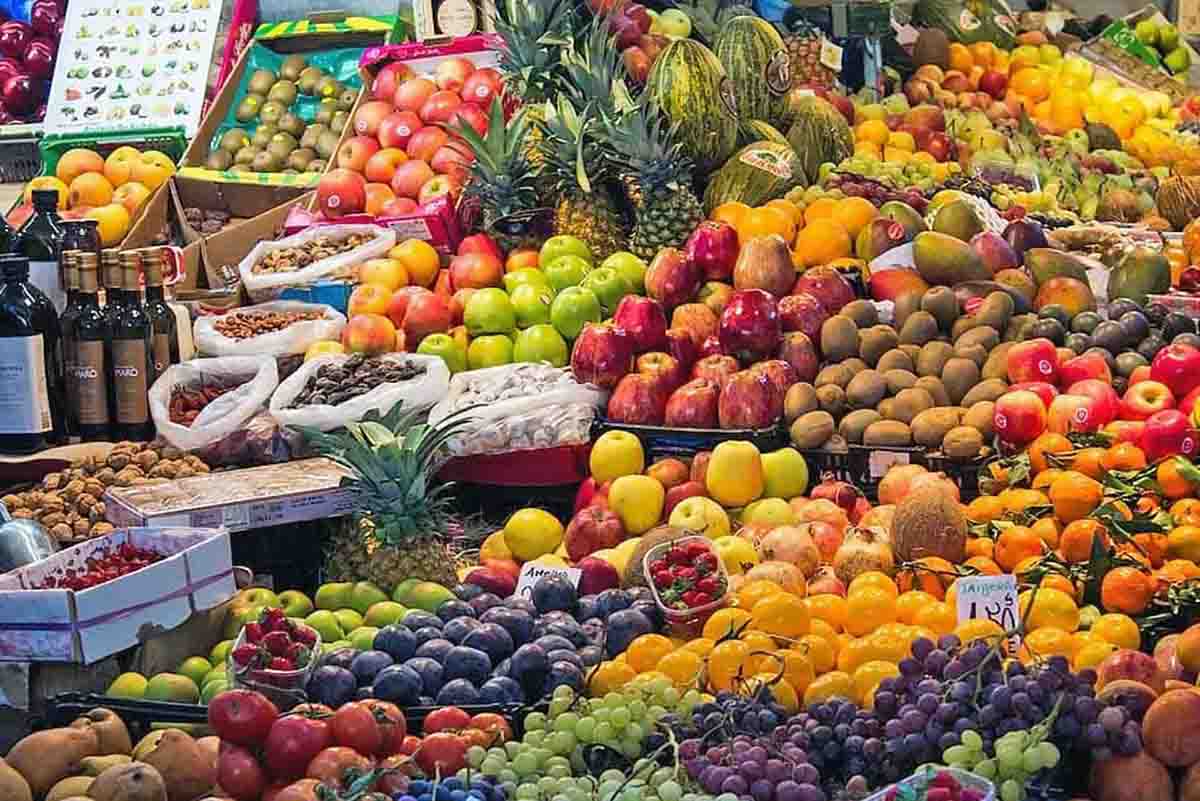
[955,574,1021,652]
[516,564,581,597]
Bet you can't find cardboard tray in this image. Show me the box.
[122,179,206,292]
[0,527,234,664]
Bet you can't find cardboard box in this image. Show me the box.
[201,190,315,291]
[103,457,355,533]
[122,179,206,291]
[0,528,234,664]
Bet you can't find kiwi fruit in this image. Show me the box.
[963,401,995,439]
[863,420,912,446]
[898,311,938,346]
[911,407,962,447]
[247,69,276,95]
[315,97,338,124]
[219,128,249,152]
[251,151,281,172]
[784,383,817,422]
[915,376,950,407]
[330,110,350,134]
[267,79,298,105]
[858,325,899,367]
[841,299,878,328]
[300,123,326,150]
[315,75,341,99]
[251,124,277,148]
[955,325,1000,352]
[820,315,859,363]
[205,150,233,170]
[816,384,847,417]
[287,148,316,171]
[337,87,358,111]
[943,426,984,460]
[876,349,914,373]
[893,292,922,330]
[316,130,340,159]
[234,145,257,166]
[954,342,988,367]
[259,100,287,126]
[790,411,835,449]
[892,388,936,425]
[838,409,882,444]
[280,54,308,82]
[960,378,1008,406]
[982,342,1014,381]
[298,66,325,95]
[234,94,263,122]
[815,364,853,389]
[920,286,959,331]
[268,133,297,161]
[916,341,954,378]
[845,370,887,410]
[278,112,305,138]
[941,357,981,406]
[884,369,918,394]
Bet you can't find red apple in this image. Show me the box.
[571,323,634,389]
[1065,378,1119,427]
[448,102,488,138]
[685,221,739,282]
[458,233,503,261]
[353,100,393,138]
[645,248,701,310]
[791,267,855,314]
[613,296,668,353]
[826,92,855,125]
[574,477,602,514]
[460,67,502,108]
[1181,385,1200,417]
[994,390,1047,445]
[430,140,473,176]
[402,292,453,345]
[1008,381,1059,409]
[692,354,739,387]
[607,373,667,425]
[1121,380,1176,421]
[380,197,419,217]
[924,132,954,162]
[576,557,621,595]
[1151,344,1200,400]
[979,69,1008,99]
[1047,394,1093,435]
[1130,365,1152,385]
[1059,351,1112,387]
[905,104,946,132]
[664,378,720,428]
[699,336,724,358]
[719,288,781,364]
[777,331,819,384]
[699,281,734,317]
[719,369,783,429]
[435,57,476,93]
[563,506,625,561]
[316,168,367,218]
[378,110,423,149]
[1007,338,1059,384]
[386,286,433,328]
[1141,409,1198,462]
[752,359,799,399]
[1105,420,1146,445]
[637,351,685,394]
[449,251,503,290]
[637,33,669,62]
[419,90,463,125]
[336,135,380,172]
[391,159,434,199]
[664,328,699,374]
[406,126,449,162]
[418,173,462,205]
[372,61,415,102]
[394,77,437,113]
[364,148,407,184]
[448,288,473,327]
[664,480,708,517]
[777,292,829,345]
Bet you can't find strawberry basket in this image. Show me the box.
[227,608,322,710]
[642,534,730,638]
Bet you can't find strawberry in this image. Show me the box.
[649,558,669,574]
[673,566,696,583]
[653,569,673,589]
[231,643,261,667]
[242,621,265,643]
[682,590,708,608]
[268,657,295,671]
[696,552,718,572]
[261,607,287,632]
[686,540,710,558]
[291,625,317,646]
[667,548,689,566]
[696,576,719,595]
[261,630,291,657]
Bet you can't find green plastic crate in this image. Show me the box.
[39,126,189,177]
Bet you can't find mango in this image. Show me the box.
[913,231,991,286]
[931,200,984,242]
[1024,248,1094,285]
[1108,246,1170,307]
[1034,276,1096,315]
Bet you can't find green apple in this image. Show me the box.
[232,587,280,609]
[761,446,810,499]
[464,287,517,335]
[655,7,692,37]
[468,334,514,369]
[1166,46,1191,74]
[550,286,603,340]
[510,283,554,328]
[328,640,353,651]
[222,604,265,640]
[209,639,235,666]
[278,590,314,618]
[333,608,364,633]
[539,235,592,268]
[177,656,213,687]
[741,498,796,526]
[201,678,230,704]
[392,578,422,604]
[1135,18,1159,46]
[144,673,200,704]
[580,267,632,316]
[305,609,345,643]
[503,267,550,294]
[418,333,468,373]
[1161,22,1181,51]
[543,255,591,293]
[514,324,568,367]
[600,251,647,294]
[314,581,354,611]
[364,600,407,627]
[400,581,456,612]
[349,626,380,651]
[350,581,389,615]
[202,667,227,688]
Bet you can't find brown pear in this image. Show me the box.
[0,758,31,801]
[732,234,795,298]
[6,726,99,797]
[89,762,167,801]
[140,729,216,801]
[73,708,133,755]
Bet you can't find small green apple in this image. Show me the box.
[580,267,633,316]
[278,590,314,618]
[222,604,265,640]
[600,251,647,294]
[350,581,390,615]
[209,639,235,666]
[349,626,380,651]
[510,283,554,328]
[417,333,468,373]
[503,267,550,294]
[333,608,364,633]
[550,286,603,340]
[464,287,517,335]
[305,609,345,643]
[364,600,408,627]
[314,581,354,611]
[655,8,692,37]
[513,324,569,367]
[468,334,515,369]
[539,235,592,268]
[543,255,591,293]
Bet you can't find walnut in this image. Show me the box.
[95,468,116,484]
[83,479,106,497]
[161,445,184,460]
[143,477,170,485]
[114,468,143,487]
[41,512,66,528]
[62,479,85,503]
[1,494,23,509]
[73,518,90,537]
[89,502,106,523]
[192,462,211,474]
[76,493,97,511]
[77,455,99,474]
[91,522,115,536]
[175,465,196,478]
[136,450,159,470]
[41,472,63,491]
[184,455,207,469]
[150,461,179,479]
[50,523,72,541]
[40,494,65,514]
[107,452,131,470]
[24,490,42,507]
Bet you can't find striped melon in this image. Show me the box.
[646,39,739,175]
[715,16,791,125]
[704,141,807,213]
[785,95,854,188]
[738,119,789,147]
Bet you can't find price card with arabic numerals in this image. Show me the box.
[955,574,1021,653]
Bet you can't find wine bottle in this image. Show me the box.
[0,253,65,453]
[58,249,81,438]
[11,189,65,313]
[109,250,154,441]
[73,252,112,441]
[141,247,178,381]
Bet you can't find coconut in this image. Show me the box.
[890,486,967,563]
[832,526,895,585]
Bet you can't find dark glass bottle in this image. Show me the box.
[59,249,82,439]
[0,253,65,453]
[11,189,65,314]
[141,247,178,381]
[61,219,101,260]
[101,248,123,319]
[110,250,154,442]
[73,253,111,441]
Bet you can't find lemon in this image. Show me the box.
[503,508,564,561]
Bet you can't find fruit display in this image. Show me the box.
[0,5,60,124]
[287,354,427,407]
[29,540,164,589]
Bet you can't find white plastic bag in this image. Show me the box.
[193,301,348,358]
[149,356,280,452]
[270,353,450,432]
[429,364,607,457]
[237,224,397,302]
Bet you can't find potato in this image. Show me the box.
[6,726,100,797]
[791,411,835,449]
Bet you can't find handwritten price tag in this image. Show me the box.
[516,564,581,597]
[955,574,1021,652]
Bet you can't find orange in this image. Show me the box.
[682,637,716,657]
[895,556,957,600]
[855,119,891,147]
[1032,517,1062,550]
[707,640,751,691]
[626,634,675,673]
[1091,613,1141,650]
[849,571,900,600]
[1134,532,1169,568]
[1172,499,1200,526]
[845,587,897,637]
[793,219,852,268]
[365,183,396,217]
[806,594,848,631]
[1070,447,1107,480]
[55,148,105,185]
[1074,641,1119,670]
[896,590,938,624]
[830,197,878,238]
[966,496,1005,523]
[1019,627,1075,662]
[1158,458,1198,500]
[112,182,152,217]
[389,239,440,288]
[1049,471,1104,523]
[1029,433,1072,474]
[712,201,751,230]
[970,41,996,67]
[1102,443,1147,472]
[965,555,1002,576]
[703,607,753,640]
[954,618,1004,644]
[1011,67,1050,101]
[803,197,837,224]
[1158,559,1200,585]
[796,635,835,674]
[1059,519,1109,563]
[737,205,796,244]
[23,176,68,208]
[1019,587,1079,632]
[740,631,779,673]
[103,145,142,187]
[964,537,995,560]
[777,649,816,694]
[1177,625,1200,672]
[68,172,114,208]
[588,660,636,695]
[765,199,803,229]
[837,635,874,674]
[803,670,853,706]
[751,592,811,638]
[948,43,974,74]
[1000,488,1049,515]
[853,660,900,705]
[1100,567,1156,615]
[913,601,956,636]
[86,204,132,246]
[736,579,784,610]
[995,526,1046,572]
[1037,572,1081,601]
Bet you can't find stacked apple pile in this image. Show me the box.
[315,55,498,219]
[995,338,1200,461]
[596,0,692,84]
[0,0,61,123]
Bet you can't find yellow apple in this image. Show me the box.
[608,475,665,535]
[712,534,760,575]
[668,496,731,539]
[761,447,810,499]
[705,441,764,508]
[589,430,645,483]
[741,498,796,527]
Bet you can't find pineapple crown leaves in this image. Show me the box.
[494,0,574,102]
[559,15,630,118]
[455,98,540,213]
[668,0,753,44]
[539,96,609,196]
[604,97,696,196]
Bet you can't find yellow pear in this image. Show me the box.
[705,441,764,507]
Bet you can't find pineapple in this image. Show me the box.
[603,100,705,261]
[540,97,629,261]
[456,100,542,253]
[301,405,474,591]
[782,18,836,91]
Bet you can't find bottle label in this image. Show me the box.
[76,340,110,426]
[29,260,66,314]
[153,333,171,376]
[112,339,149,424]
[63,333,77,425]
[0,335,52,433]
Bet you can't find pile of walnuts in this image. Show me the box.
[1,442,212,543]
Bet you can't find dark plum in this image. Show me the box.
[1090,322,1126,353]
[321,648,356,670]
[1114,351,1148,377]
[480,676,525,704]
[1164,313,1196,339]
[1029,318,1065,345]
[576,595,601,621]
[503,596,537,615]
[532,575,579,613]
[404,656,445,696]
[581,618,605,644]
[354,687,373,700]
[494,657,511,677]
[372,664,423,705]
[510,643,550,695]
[1146,303,1169,326]
[442,617,482,644]
[403,610,442,630]
[547,649,584,670]
[413,626,445,647]
[1107,298,1142,319]
[444,645,492,685]
[544,619,589,647]
[350,650,394,685]
[1139,336,1166,361]
[1071,311,1102,333]
[1038,304,1071,327]
[595,588,633,616]
[436,600,476,621]
[469,592,504,616]
[480,607,535,645]
[579,645,604,666]
[1118,311,1149,342]
[463,622,516,664]
[606,608,654,657]
[453,583,484,601]
[535,634,576,654]
[546,660,585,694]
[307,665,357,707]
[415,638,455,662]
[632,599,663,626]
[437,678,483,705]
[1064,333,1091,354]
[374,625,417,662]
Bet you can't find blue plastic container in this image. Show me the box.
[277,280,354,316]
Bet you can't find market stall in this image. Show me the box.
[4,0,1200,800]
